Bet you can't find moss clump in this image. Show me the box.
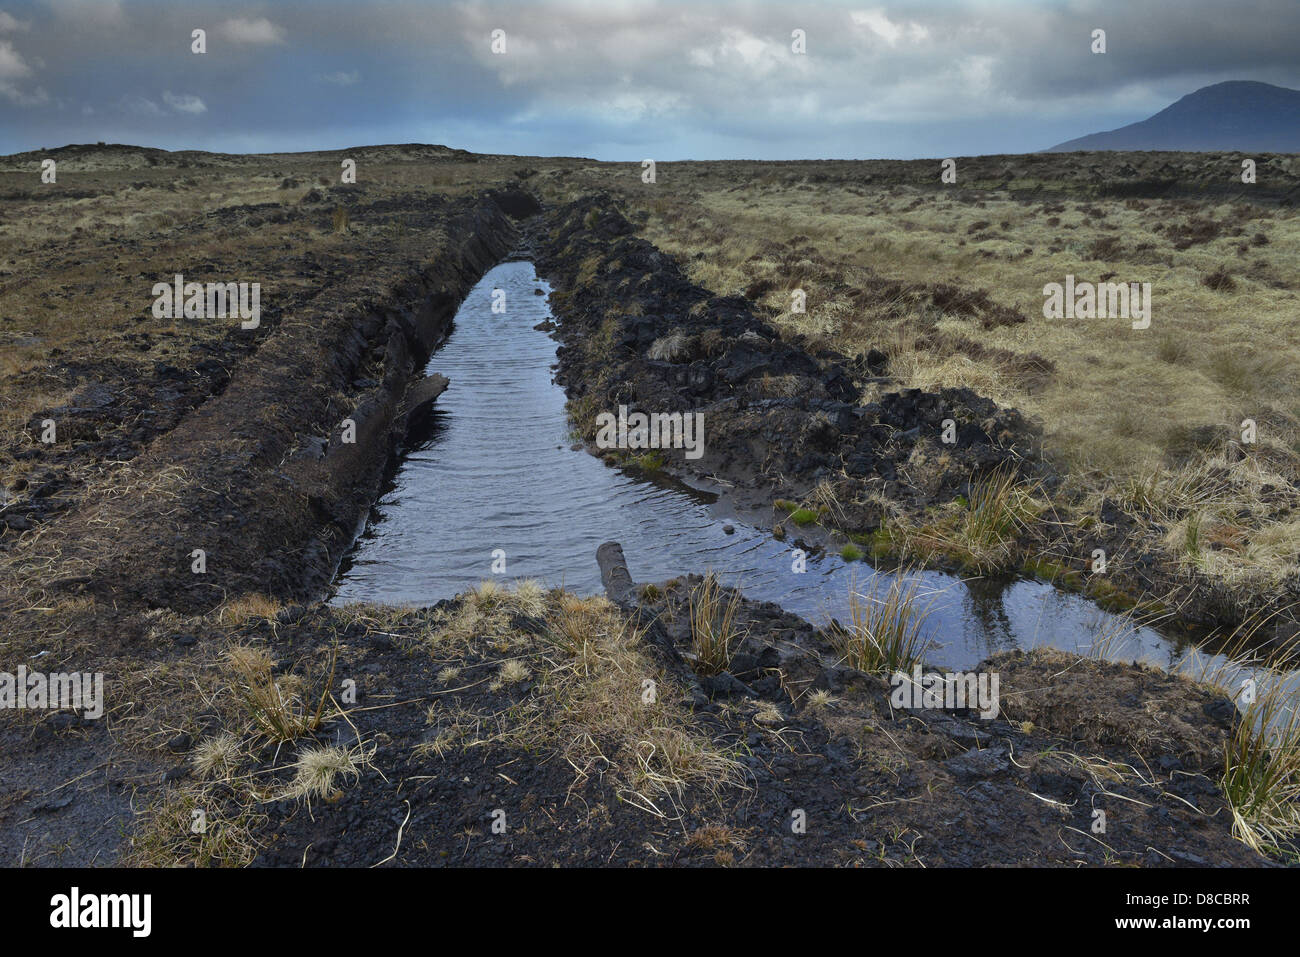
[869,527,897,560]
[1022,556,1066,582]
[565,393,604,440]
[1087,576,1138,612]
[624,450,666,471]
[1022,556,1085,590]
[840,544,864,562]
[789,508,817,527]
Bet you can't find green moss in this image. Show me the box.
[789,508,817,527]
[774,499,798,513]
[624,450,666,471]
[1022,556,1067,582]
[840,543,864,562]
[869,527,897,560]
[1022,556,1086,590]
[1087,577,1138,612]
[565,393,603,440]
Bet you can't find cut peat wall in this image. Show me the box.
[36,191,526,614]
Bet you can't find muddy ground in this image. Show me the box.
[112,579,1274,868]
[0,144,1293,866]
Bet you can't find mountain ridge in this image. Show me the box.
[1047,80,1300,152]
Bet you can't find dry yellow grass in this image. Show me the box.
[627,183,1300,478]
[217,593,283,626]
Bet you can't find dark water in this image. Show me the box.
[330,262,1238,675]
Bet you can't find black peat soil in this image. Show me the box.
[226,582,1269,867]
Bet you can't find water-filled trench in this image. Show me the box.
[332,260,1288,698]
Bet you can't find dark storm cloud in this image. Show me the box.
[0,0,1297,158]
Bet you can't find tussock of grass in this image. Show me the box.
[217,593,282,626]
[511,579,547,617]
[789,507,817,527]
[829,572,935,675]
[1156,331,1190,364]
[1169,612,1300,857]
[225,644,334,743]
[547,591,613,659]
[903,467,1040,572]
[507,590,744,814]
[281,743,367,804]
[192,732,242,780]
[1118,463,1223,520]
[1222,684,1300,857]
[687,573,746,676]
[805,689,836,711]
[967,468,1031,529]
[498,659,531,684]
[472,578,504,607]
[647,330,690,361]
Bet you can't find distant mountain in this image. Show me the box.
[1047,81,1300,153]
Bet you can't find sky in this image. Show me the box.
[1,0,1298,159]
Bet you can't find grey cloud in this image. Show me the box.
[1,1,1297,158]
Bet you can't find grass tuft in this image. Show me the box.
[828,572,935,675]
[1222,683,1300,856]
[192,732,242,780]
[282,743,366,804]
[225,644,334,743]
[789,507,817,527]
[687,573,746,676]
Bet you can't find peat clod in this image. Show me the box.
[596,541,637,609]
[401,372,450,433]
